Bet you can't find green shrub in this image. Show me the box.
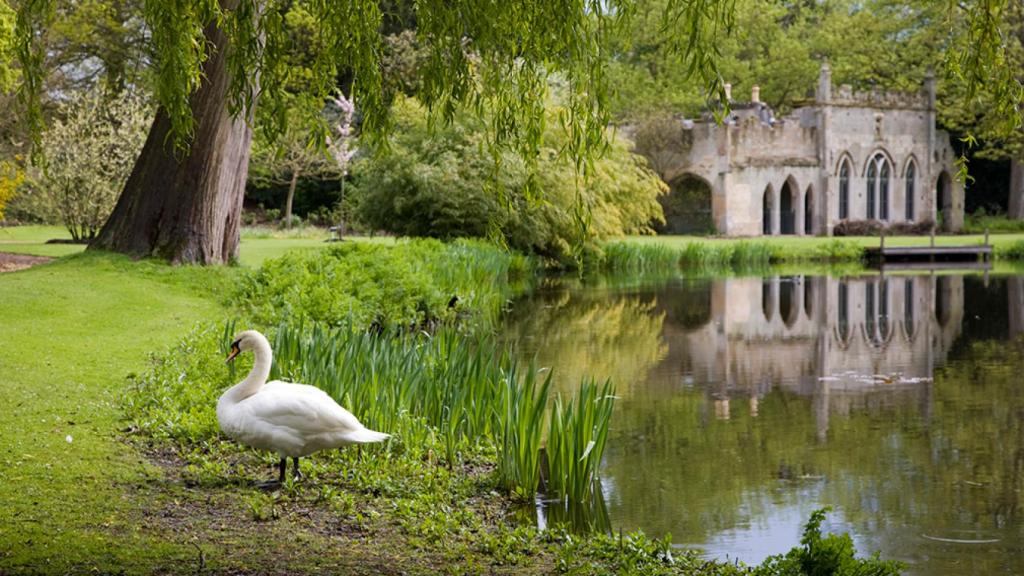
[997,240,1024,260]
[236,238,532,330]
[753,508,904,576]
[348,96,666,264]
[963,209,1024,234]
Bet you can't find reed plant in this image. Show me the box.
[496,364,552,497]
[545,379,616,504]
[600,239,866,273]
[600,241,680,271]
[264,322,613,504]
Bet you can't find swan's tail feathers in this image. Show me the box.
[348,427,390,444]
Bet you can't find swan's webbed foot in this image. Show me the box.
[254,457,287,489]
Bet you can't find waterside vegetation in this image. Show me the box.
[599,233,1024,273]
[0,229,909,573]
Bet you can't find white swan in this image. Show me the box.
[218,330,389,484]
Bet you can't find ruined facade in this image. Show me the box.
[647,64,964,236]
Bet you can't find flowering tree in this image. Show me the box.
[248,93,358,228]
[0,160,21,221]
[35,88,149,241]
[327,93,357,237]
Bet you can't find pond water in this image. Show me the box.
[501,271,1024,575]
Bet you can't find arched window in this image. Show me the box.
[878,278,890,341]
[763,186,773,235]
[880,162,890,220]
[839,161,850,219]
[905,162,916,221]
[804,186,813,234]
[865,153,891,221]
[865,280,876,338]
[866,162,877,219]
[762,279,774,321]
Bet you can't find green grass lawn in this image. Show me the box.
[0,225,392,266]
[0,231,421,573]
[0,252,230,571]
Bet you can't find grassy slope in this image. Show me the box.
[0,231,546,575]
[0,252,229,572]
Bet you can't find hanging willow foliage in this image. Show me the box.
[12,0,737,160]
[11,0,1021,174]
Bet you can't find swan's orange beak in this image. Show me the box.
[225,344,241,364]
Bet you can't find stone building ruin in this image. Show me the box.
[636,64,964,236]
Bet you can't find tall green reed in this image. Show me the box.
[496,364,552,497]
[600,239,866,274]
[545,379,616,504]
[264,322,613,505]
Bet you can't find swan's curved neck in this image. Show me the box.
[235,337,272,399]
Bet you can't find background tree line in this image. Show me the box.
[0,0,1020,263]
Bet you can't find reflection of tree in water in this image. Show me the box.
[656,280,712,329]
[502,282,669,397]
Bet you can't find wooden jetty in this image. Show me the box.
[864,229,993,268]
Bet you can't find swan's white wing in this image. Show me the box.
[232,381,385,457]
[248,381,365,433]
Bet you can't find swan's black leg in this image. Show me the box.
[278,457,287,484]
[292,457,302,480]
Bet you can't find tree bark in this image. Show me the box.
[284,169,299,229]
[1010,157,1024,220]
[90,9,252,264]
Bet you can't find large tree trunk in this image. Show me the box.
[90,11,252,264]
[1010,157,1024,220]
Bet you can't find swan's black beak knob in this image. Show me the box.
[225,342,241,364]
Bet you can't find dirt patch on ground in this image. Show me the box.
[0,251,52,273]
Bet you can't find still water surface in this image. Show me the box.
[501,272,1024,575]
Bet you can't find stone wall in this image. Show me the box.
[643,65,965,236]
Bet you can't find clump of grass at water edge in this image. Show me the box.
[599,239,867,273]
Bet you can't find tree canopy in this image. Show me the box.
[0,0,14,93]
[6,0,1024,263]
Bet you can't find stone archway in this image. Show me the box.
[656,173,715,234]
[763,185,774,235]
[804,185,814,235]
[937,171,953,232]
[780,180,797,235]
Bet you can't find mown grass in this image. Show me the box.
[0,224,371,266]
[0,252,228,571]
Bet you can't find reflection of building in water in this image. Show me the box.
[661,275,964,438]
